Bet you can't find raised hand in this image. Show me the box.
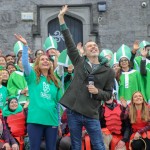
[14,34,27,45]
[58,5,68,18]
[77,42,84,56]
[68,64,74,73]
[58,5,68,25]
[132,40,139,54]
[133,40,139,50]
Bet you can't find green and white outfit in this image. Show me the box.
[118,69,145,102]
[116,44,146,102]
[7,71,29,104]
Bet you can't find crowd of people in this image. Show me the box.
[0,4,150,150]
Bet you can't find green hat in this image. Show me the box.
[100,49,113,58]
[13,41,23,56]
[139,40,150,49]
[58,49,72,67]
[116,44,131,61]
[110,52,119,67]
[43,36,58,51]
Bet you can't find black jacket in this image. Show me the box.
[60,28,115,119]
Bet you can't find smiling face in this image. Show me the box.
[38,55,51,71]
[112,63,120,74]
[9,99,18,111]
[132,92,144,105]
[84,41,100,58]
[119,57,129,68]
[2,70,9,81]
[0,56,6,67]
[7,64,16,74]
[113,63,119,70]
[6,56,15,64]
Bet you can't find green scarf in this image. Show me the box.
[2,104,23,117]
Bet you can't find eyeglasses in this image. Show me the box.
[120,59,128,62]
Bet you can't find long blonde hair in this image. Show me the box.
[34,54,59,88]
[129,91,149,123]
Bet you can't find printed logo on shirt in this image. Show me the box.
[40,82,51,100]
[43,82,50,93]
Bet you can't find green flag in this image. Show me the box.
[58,49,72,67]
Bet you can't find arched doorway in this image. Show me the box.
[48,15,83,51]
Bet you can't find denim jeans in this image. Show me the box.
[66,108,105,150]
[27,123,58,150]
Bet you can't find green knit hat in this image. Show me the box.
[58,49,72,67]
[43,36,58,51]
[110,52,119,67]
[13,41,23,56]
[100,49,113,58]
[139,40,150,49]
[116,44,131,61]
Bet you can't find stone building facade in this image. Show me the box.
[0,0,149,55]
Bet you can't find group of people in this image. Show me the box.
[0,4,150,150]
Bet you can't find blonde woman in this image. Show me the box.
[14,34,62,150]
[122,91,150,150]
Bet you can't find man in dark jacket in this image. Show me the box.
[58,5,115,150]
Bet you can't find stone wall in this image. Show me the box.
[0,0,149,55]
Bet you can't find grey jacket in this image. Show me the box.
[60,28,115,119]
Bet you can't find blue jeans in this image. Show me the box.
[27,123,58,150]
[66,108,105,150]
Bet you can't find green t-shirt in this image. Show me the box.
[0,85,8,110]
[25,69,61,126]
